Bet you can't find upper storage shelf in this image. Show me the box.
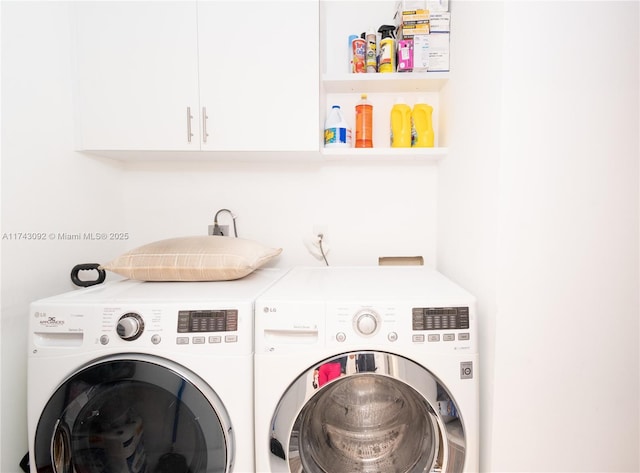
[322,72,450,94]
[319,0,451,161]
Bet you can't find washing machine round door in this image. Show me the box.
[33,354,234,473]
[269,351,466,473]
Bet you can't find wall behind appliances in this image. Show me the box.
[119,160,439,269]
[440,1,639,472]
[437,1,503,470]
[493,2,639,470]
[0,3,126,471]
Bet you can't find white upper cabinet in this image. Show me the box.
[73,2,200,151]
[197,1,319,152]
[72,1,319,154]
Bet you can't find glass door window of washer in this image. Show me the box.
[33,357,231,473]
[269,351,467,473]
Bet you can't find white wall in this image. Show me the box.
[1,1,638,473]
[493,2,639,471]
[0,3,125,471]
[118,160,438,268]
[438,1,503,469]
[0,2,439,471]
[440,1,639,472]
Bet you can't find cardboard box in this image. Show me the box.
[379,256,424,266]
[398,21,430,38]
[395,0,427,14]
[428,33,449,72]
[412,34,429,72]
[394,0,428,24]
[426,0,449,12]
[429,11,450,33]
[397,39,414,72]
[399,10,429,23]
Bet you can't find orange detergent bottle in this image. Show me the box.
[355,94,373,148]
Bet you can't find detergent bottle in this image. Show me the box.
[324,105,351,148]
[412,99,434,147]
[355,94,373,148]
[348,34,359,73]
[390,98,411,148]
[377,25,396,73]
[365,28,377,73]
[350,35,366,73]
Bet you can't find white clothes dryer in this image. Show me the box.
[254,266,479,473]
[27,268,286,473]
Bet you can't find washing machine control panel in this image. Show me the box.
[324,303,474,350]
[94,303,249,353]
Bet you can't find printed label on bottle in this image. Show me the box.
[352,38,366,73]
[324,127,351,145]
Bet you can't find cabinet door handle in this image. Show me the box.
[202,107,209,143]
[186,106,194,143]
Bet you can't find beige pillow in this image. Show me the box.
[100,235,282,281]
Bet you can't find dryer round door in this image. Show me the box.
[269,351,466,473]
[33,354,234,473]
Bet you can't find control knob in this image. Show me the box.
[117,313,144,341]
[353,310,380,336]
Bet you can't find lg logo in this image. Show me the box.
[262,307,277,313]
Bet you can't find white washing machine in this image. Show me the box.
[254,266,479,473]
[27,268,286,473]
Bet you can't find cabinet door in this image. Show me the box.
[197,1,319,151]
[73,2,200,150]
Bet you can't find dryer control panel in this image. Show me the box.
[177,309,239,333]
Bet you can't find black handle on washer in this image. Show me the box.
[70,263,106,287]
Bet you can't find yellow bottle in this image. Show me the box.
[390,99,411,148]
[377,25,396,73]
[412,102,434,148]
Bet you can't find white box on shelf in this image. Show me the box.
[430,12,450,33]
[395,0,427,15]
[426,0,449,12]
[413,34,429,72]
[428,33,449,72]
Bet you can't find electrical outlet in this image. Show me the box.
[304,224,330,260]
[208,224,229,236]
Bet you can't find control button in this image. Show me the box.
[99,335,109,345]
[443,334,455,341]
[354,311,379,336]
[428,334,441,342]
[151,334,161,345]
[388,332,398,342]
[458,333,470,341]
[225,335,238,343]
[412,334,425,343]
[193,336,206,344]
[176,337,189,345]
[209,336,222,344]
[336,332,346,343]
[460,361,473,379]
